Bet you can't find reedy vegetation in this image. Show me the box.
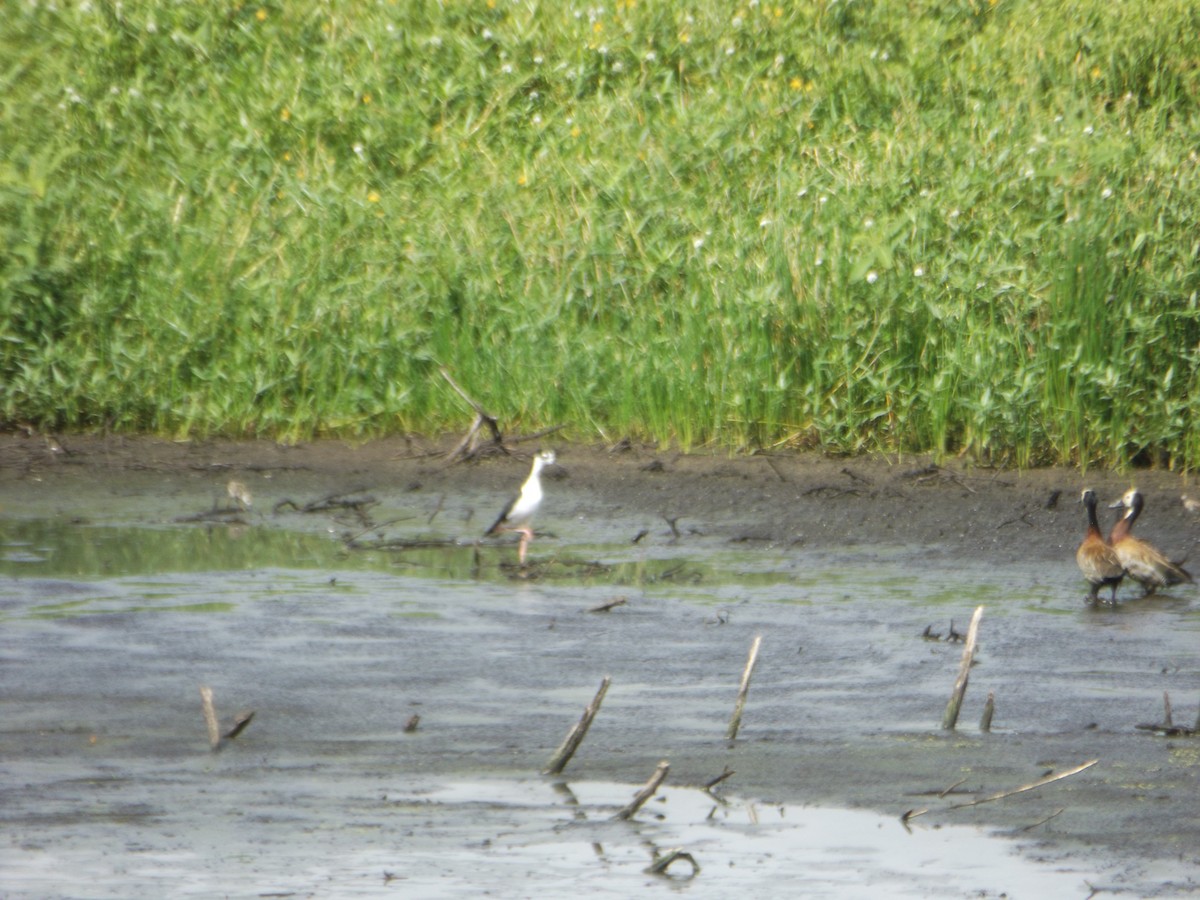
[2,0,1198,467]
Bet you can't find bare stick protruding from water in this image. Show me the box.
[200,686,220,750]
[615,760,670,820]
[980,691,995,733]
[941,606,983,730]
[200,686,255,750]
[727,635,763,740]
[1163,691,1174,728]
[946,759,1098,810]
[543,677,611,775]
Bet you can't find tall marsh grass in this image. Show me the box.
[2,0,1199,467]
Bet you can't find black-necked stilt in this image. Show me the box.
[1108,488,1192,596]
[486,450,555,564]
[1076,489,1123,603]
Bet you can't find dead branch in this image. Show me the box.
[980,691,996,733]
[645,848,700,877]
[942,606,983,730]
[1018,808,1065,832]
[588,597,628,613]
[704,766,735,791]
[200,686,255,751]
[614,760,670,821]
[946,759,1099,810]
[543,676,611,775]
[727,635,763,740]
[441,367,504,462]
[200,686,220,750]
[273,489,377,515]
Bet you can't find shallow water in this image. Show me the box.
[2,479,1199,898]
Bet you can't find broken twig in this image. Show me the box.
[615,760,670,820]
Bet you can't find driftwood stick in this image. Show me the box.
[980,691,995,733]
[615,760,670,820]
[946,759,1098,811]
[645,848,700,876]
[941,606,983,730]
[1018,807,1065,832]
[200,686,220,750]
[1163,691,1174,728]
[543,677,611,775]
[727,635,763,740]
[588,597,628,613]
[704,766,736,791]
[441,367,503,461]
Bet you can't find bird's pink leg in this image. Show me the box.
[517,527,534,564]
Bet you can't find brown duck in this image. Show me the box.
[1108,488,1192,596]
[1076,489,1124,603]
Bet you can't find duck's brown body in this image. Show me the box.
[1076,489,1124,603]
[1108,488,1192,596]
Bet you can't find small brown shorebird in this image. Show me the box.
[1076,489,1124,604]
[226,480,253,512]
[1108,488,1192,596]
[486,450,555,564]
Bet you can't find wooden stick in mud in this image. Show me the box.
[543,676,611,775]
[980,691,995,733]
[941,606,983,730]
[727,635,763,740]
[615,760,670,820]
[200,685,220,750]
[946,759,1098,811]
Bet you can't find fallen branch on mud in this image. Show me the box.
[645,847,700,877]
[945,759,1099,811]
[1135,691,1199,737]
[273,488,378,516]
[614,760,670,820]
[543,676,611,775]
[903,759,1097,824]
[588,597,628,613]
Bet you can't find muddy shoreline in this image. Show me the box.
[7,431,1200,561]
[4,433,1200,896]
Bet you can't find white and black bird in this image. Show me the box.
[486,450,555,564]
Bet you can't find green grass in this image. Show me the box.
[2,0,1199,468]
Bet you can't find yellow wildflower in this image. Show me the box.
[367,191,381,203]
[256,8,267,22]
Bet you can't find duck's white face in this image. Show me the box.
[537,450,556,466]
[1110,488,1139,510]
[1080,488,1094,504]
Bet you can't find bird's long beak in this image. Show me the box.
[1108,498,1126,509]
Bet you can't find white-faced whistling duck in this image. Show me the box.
[1076,489,1124,603]
[1108,488,1193,596]
[485,450,556,564]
